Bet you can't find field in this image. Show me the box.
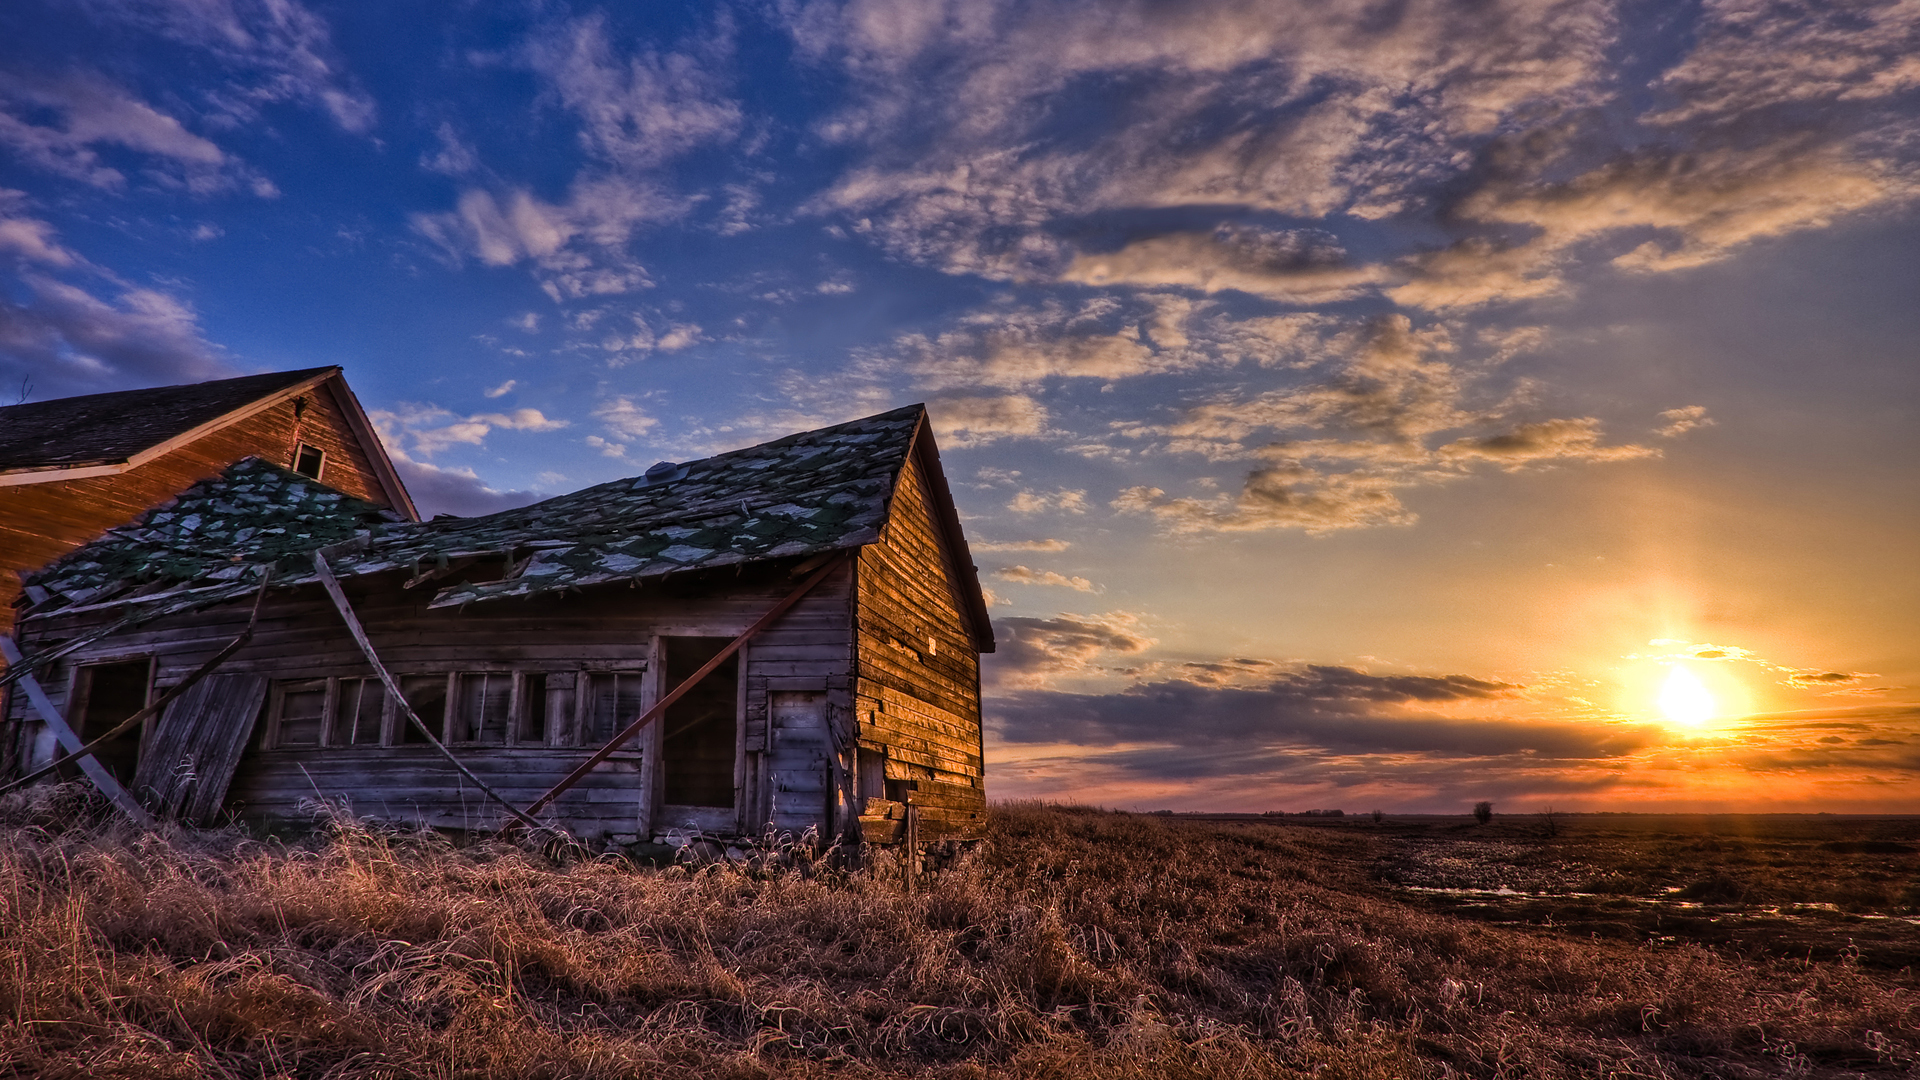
[1,788,1915,1078]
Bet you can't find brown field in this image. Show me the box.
[2,789,1915,1078]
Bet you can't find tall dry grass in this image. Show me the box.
[1,787,1913,1078]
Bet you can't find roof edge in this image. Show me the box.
[0,367,338,487]
[321,372,419,521]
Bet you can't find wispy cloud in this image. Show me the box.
[371,403,569,458]
[86,0,377,134]
[994,565,1098,593]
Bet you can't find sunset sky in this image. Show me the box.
[3,0,1915,813]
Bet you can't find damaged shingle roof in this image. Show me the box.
[0,368,335,473]
[24,404,928,618]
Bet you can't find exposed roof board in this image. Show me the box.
[20,404,990,649]
[0,368,336,473]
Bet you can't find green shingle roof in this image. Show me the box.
[24,404,930,618]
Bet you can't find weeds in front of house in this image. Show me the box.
[0,787,1914,1078]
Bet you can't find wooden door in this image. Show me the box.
[767,690,828,835]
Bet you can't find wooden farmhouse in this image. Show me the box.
[3,405,993,850]
[0,367,418,658]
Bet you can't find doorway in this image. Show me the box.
[660,637,739,808]
[71,658,152,784]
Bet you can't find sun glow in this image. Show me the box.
[1659,665,1717,727]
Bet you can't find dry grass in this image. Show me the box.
[1,787,1914,1078]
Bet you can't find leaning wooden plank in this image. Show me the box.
[0,636,155,826]
[133,673,269,823]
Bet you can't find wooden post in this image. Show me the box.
[904,802,919,893]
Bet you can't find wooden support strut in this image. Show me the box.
[311,551,553,835]
[525,552,849,818]
[0,570,273,799]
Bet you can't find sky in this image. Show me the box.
[2,0,1916,814]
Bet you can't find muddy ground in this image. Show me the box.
[1187,813,1920,971]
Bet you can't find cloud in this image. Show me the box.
[0,197,84,269]
[598,316,703,359]
[1112,315,1656,533]
[420,121,477,174]
[1008,488,1088,514]
[1436,418,1659,471]
[928,393,1047,447]
[0,271,232,397]
[1786,671,1880,691]
[371,404,569,458]
[1650,0,1920,124]
[1062,225,1392,304]
[410,179,677,298]
[484,379,517,398]
[1655,405,1714,438]
[1392,138,1899,310]
[393,459,542,518]
[994,565,1097,593]
[592,395,659,440]
[88,0,377,133]
[985,670,1653,765]
[800,0,1617,279]
[0,72,246,194]
[984,612,1155,690]
[878,295,1210,390]
[972,538,1070,553]
[1637,639,1760,664]
[525,12,741,170]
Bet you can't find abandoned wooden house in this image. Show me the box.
[2,404,992,848]
[0,367,417,659]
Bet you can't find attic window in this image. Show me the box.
[293,443,325,480]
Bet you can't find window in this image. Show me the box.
[398,675,449,744]
[518,672,550,744]
[292,442,325,480]
[257,670,584,749]
[452,673,511,744]
[333,677,385,746]
[268,679,328,748]
[586,672,646,745]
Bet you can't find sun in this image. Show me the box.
[1658,665,1717,727]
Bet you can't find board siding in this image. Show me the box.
[9,562,860,842]
[853,448,986,836]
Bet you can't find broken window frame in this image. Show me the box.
[264,677,331,750]
[292,442,326,480]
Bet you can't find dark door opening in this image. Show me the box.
[72,659,151,784]
[662,637,738,808]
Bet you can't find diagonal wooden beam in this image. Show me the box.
[524,552,849,818]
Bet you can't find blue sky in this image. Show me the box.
[4,0,1917,812]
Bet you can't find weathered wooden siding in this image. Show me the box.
[854,447,987,839]
[10,562,856,841]
[0,378,392,644]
